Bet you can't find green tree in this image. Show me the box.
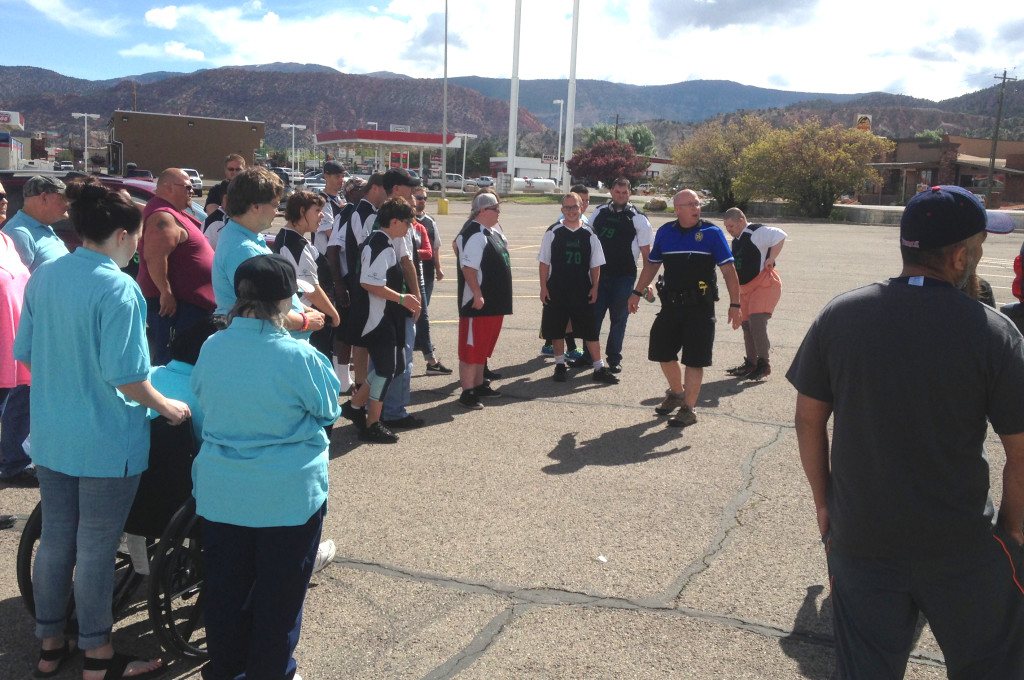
[566,140,648,189]
[915,128,944,142]
[671,115,771,210]
[580,123,656,156]
[735,119,895,217]
[623,124,656,156]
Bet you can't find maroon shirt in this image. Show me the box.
[138,196,216,311]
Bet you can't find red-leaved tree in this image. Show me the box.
[566,140,649,189]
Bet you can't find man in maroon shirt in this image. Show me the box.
[138,168,216,365]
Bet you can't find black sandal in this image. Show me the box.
[82,652,166,680]
[33,641,73,679]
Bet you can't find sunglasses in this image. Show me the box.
[0,192,6,201]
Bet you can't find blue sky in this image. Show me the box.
[1,0,1023,102]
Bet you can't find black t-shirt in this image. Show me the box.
[787,277,1024,559]
[206,180,229,209]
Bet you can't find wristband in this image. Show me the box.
[729,303,741,308]
[400,294,405,306]
[632,289,644,297]
[299,312,310,332]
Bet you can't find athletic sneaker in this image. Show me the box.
[359,421,399,443]
[746,359,772,381]
[425,361,453,375]
[475,384,502,398]
[668,405,697,428]
[341,401,366,430]
[382,414,426,429]
[607,361,622,374]
[312,540,337,574]
[655,390,685,415]
[458,390,484,410]
[540,344,554,356]
[553,364,568,382]
[592,367,620,384]
[483,365,502,381]
[566,347,584,360]
[567,356,590,369]
[726,358,756,377]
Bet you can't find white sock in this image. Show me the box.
[555,354,566,364]
[335,359,352,392]
[593,360,605,369]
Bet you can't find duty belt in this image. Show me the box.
[660,281,717,306]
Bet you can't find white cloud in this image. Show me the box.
[25,0,118,37]
[145,6,182,30]
[119,41,205,62]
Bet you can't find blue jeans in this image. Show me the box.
[33,467,141,649]
[382,316,416,420]
[0,385,31,477]
[146,298,212,366]
[592,274,635,365]
[200,504,324,680]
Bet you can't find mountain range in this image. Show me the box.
[2,63,1023,156]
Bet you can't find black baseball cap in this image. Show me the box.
[900,185,1011,250]
[234,254,298,301]
[383,168,420,192]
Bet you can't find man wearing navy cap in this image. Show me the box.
[788,185,1024,678]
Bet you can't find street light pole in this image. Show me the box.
[456,133,478,191]
[71,112,99,172]
[281,123,306,172]
[553,99,564,186]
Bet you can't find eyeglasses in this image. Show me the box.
[413,196,427,201]
[173,183,194,192]
[562,205,580,211]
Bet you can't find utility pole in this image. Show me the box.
[614,114,619,141]
[986,69,1017,203]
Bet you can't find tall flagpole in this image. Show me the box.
[562,0,580,192]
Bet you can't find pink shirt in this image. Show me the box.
[0,233,31,387]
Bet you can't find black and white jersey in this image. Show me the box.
[537,222,605,302]
[589,202,654,276]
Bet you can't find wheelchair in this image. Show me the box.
[16,416,208,660]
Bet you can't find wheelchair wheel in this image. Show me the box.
[16,502,143,626]
[148,497,207,659]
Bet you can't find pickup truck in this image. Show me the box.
[427,173,466,191]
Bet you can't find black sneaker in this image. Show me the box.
[0,514,16,530]
[592,367,620,384]
[0,467,38,488]
[607,361,622,374]
[726,358,756,377]
[425,361,453,375]
[567,357,590,369]
[746,358,772,381]
[359,421,399,443]
[475,384,502,398]
[341,400,367,430]
[382,414,426,429]
[459,390,484,410]
[483,365,502,381]
[553,364,568,382]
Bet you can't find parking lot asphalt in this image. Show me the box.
[3,199,1018,679]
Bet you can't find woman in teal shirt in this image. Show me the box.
[14,178,190,680]
[190,254,340,680]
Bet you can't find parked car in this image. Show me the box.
[427,173,467,191]
[181,167,204,196]
[58,161,74,172]
[126,168,155,180]
[474,176,494,188]
[0,172,208,279]
[272,167,305,187]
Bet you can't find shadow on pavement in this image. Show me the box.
[541,421,688,474]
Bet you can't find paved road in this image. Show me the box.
[3,200,1017,679]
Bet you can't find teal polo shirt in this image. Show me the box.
[2,210,70,272]
[211,220,310,339]
[149,360,204,446]
[13,248,150,477]
[190,317,341,527]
